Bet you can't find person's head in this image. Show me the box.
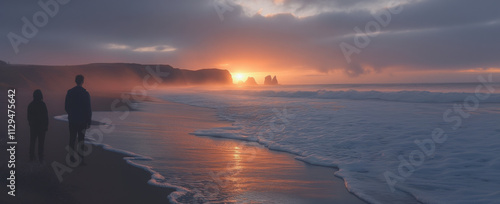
[75,75,84,86]
[33,89,43,101]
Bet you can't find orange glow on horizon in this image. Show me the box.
[223,65,492,85]
[459,68,500,73]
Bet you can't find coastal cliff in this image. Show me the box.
[0,63,233,91]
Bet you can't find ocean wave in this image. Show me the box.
[236,89,500,103]
[156,88,500,204]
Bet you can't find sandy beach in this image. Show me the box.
[0,85,370,203]
[69,91,369,203]
[0,88,175,204]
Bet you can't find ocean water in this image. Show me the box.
[57,82,500,203]
[57,96,366,203]
[151,82,500,204]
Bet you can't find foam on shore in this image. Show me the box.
[153,85,500,204]
[54,114,189,204]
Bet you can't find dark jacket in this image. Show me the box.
[65,86,92,126]
[28,96,49,131]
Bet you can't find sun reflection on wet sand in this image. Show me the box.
[94,100,366,203]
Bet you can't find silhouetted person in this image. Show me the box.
[28,89,48,163]
[65,75,92,165]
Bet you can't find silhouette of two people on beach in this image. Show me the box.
[28,75,92,165]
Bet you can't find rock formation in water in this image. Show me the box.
[245,77,258,85]
[272,76,278,85]
[264,75,279,85]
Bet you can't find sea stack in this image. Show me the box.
[245,77,258,85]
[271,75,278,85]
[264,75,279,85]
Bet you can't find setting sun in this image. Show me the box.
[233,73,246,83]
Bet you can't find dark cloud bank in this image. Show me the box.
[1,0,499,77]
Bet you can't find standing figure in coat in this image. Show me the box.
[65,75,92,165]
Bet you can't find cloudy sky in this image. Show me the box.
[1,0,499,84]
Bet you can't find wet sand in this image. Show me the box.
[91,98,368,203]
[0,88,174,204]
[0,87,367,203]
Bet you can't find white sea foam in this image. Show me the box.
[216,89,500,103]
[54,113,189,204]
[153,85,500,204]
